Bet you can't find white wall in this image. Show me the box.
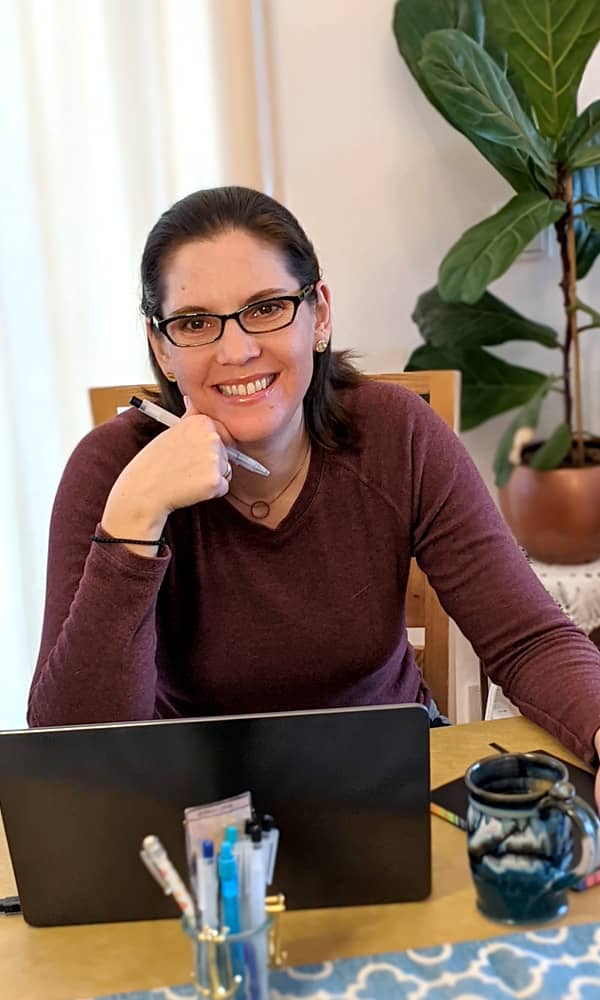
[266,0,600,719]
[267,0,600,491]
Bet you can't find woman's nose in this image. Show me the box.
[216,318,261,365]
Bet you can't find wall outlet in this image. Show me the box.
[492,204,552,260]
[519,226,551,260]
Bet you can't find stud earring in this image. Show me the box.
[314,339,328,353]
[165,372,178,383]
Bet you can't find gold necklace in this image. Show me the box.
[227,442,311,519]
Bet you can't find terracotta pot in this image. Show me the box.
[498,464,600,564]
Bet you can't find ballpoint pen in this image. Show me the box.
[245,824,268,1000]
[197,839,219,930]
[219,842,244,978]
[224,824,239,847]
[129,396,270,477]
[141,834,196,928]
[261,814,279,886]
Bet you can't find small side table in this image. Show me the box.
[484,557,600,720]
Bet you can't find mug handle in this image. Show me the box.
[539,780,600,880]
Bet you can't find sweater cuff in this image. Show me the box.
[90,523,171,575]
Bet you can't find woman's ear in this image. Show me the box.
[313,280,332,347]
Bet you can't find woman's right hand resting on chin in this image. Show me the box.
[101,396,234,556]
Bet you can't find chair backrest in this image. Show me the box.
[89,384,158,426]
[89,370,460,715]
[365,371,460,718]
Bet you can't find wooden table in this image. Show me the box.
[2,716,599,1000]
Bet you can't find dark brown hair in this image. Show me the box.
[140,186,364,449]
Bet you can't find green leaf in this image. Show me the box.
[412,286,559,349]
[485,0,600,140]
[392,2,543,193]
[573,154,600,278]
[571,147,600,171]
[405,342,549,430]
[493,386,550,487]
[392,0,485,99]
[419,30,555,188]
[439,193,565,303]
[582,207,600,233]
[559,101,600,168]
[530,423,573,470]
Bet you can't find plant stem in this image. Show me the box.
[566,175,585,464]
[555,169,585,463]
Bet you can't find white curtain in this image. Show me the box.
[0,0,271,727]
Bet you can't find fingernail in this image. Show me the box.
[183,394,190,408]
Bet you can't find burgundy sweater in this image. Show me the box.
[29,382,600,764]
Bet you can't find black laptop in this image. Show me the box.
[0,704,430,926]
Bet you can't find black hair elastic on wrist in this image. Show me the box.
[90,535,165,547]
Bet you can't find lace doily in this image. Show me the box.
[529,558,600,635]
[485,557,600,719]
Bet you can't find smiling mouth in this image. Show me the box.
[216,374,277,397]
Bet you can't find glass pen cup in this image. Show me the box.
[183,893,286,1000]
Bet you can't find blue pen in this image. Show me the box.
[219,842,243,978]
[224,824,243,889]
[224,825,239,847]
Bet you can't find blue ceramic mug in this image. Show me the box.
[465,752,600,924]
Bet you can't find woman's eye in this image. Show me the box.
[184,316,212,331]
[253,301,283,317]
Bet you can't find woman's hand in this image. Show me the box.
[101,396,233,552]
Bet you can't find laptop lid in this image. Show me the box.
[0,703,430,926]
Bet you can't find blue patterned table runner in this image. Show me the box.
[91,920,600,999]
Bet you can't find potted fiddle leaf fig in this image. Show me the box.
[393,0,600,563]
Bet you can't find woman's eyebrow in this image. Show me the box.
[167,288,289,316]
[243,287,289,304]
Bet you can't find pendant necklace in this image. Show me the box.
[227,442,311,519]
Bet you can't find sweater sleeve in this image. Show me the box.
[408,398,600,766]
[28,416,170,727]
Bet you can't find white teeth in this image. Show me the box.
[217,374,275,396]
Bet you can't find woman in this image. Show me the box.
[29,186,600,790]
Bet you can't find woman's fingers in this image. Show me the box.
[183,394,198,416]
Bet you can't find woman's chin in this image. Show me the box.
[219,412,284,448]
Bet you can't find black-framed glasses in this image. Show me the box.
[152,283,315,348]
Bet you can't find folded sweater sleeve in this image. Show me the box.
[408,397,600,766]
[28,417,170,727]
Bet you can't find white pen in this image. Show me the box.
[244,825,269,1000]
[129,396,270,477]
[197,839,219,930]
[141,834,196,927]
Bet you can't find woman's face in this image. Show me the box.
[149,229,331,451]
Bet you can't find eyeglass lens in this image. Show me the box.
[166,297,296,346]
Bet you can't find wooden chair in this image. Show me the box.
[88,384,158,426]
[89,370,461,716]
[365,371,460,719]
